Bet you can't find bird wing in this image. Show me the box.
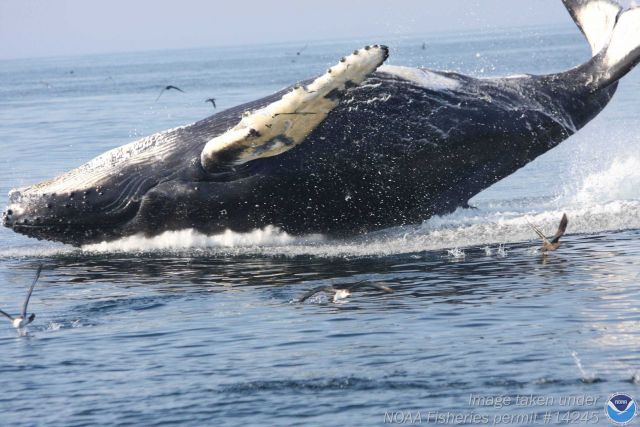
[528,222,551,245]
[212,99,216,108]
[0,309,13,321]
[200,45,388,171]
[550,213,568,244]
[348,281,394,293]
[298,286,335,302]
[21,265,42,318]
[157,86,185,102]
[154,88,166,103]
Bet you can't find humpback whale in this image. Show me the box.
[3,0,640,246]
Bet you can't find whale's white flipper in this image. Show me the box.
[200,45,389,170]
[563,0,622,55]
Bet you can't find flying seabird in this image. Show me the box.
[291,45,309,63]
[529,213,568,252]
[298,281,394,303]
[155,85,185,103]
[0,265,42,329]
[205,98,217,109]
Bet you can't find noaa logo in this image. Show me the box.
[606,393,637,425]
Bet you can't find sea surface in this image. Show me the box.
[1,24,639,426]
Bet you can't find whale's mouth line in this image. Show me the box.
[10,224,47,230]
[2,200,145,247]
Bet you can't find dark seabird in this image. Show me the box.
[298,281,394,303]
[291,44,309,62]
[422,42,427,50]
[0,265,42,329]
[529,213,568,252]
[155,85,185,103]
[205,98,217,109]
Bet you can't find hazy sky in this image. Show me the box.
[0,0,580,59]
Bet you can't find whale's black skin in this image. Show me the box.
[2,65,618,246]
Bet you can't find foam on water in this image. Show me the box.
[83,226,324,253]
[570,156,640,206]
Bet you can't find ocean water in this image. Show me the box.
[1,24,639,426]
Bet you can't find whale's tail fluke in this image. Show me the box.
[563,0,622,56]
[564,0,640,89]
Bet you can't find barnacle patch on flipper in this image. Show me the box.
[200,45,389,170]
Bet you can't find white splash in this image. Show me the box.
[570,157,640,206]
[82,226,324,253]
[446,248,466,259]
[497,244,508,258]
[571,351,598,383]
[47,322,63,331]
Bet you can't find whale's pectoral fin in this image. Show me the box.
[200,45,389,171]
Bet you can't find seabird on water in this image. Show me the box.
[155,85,185,103]
[529,213,568,252]
[298,281,394,303]
[0,265,42,329]
[205,98,217,109]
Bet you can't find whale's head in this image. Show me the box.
[1,129,196,245]
[1,138,276,246]
[0,114,266,246]
[2,169,158,246]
